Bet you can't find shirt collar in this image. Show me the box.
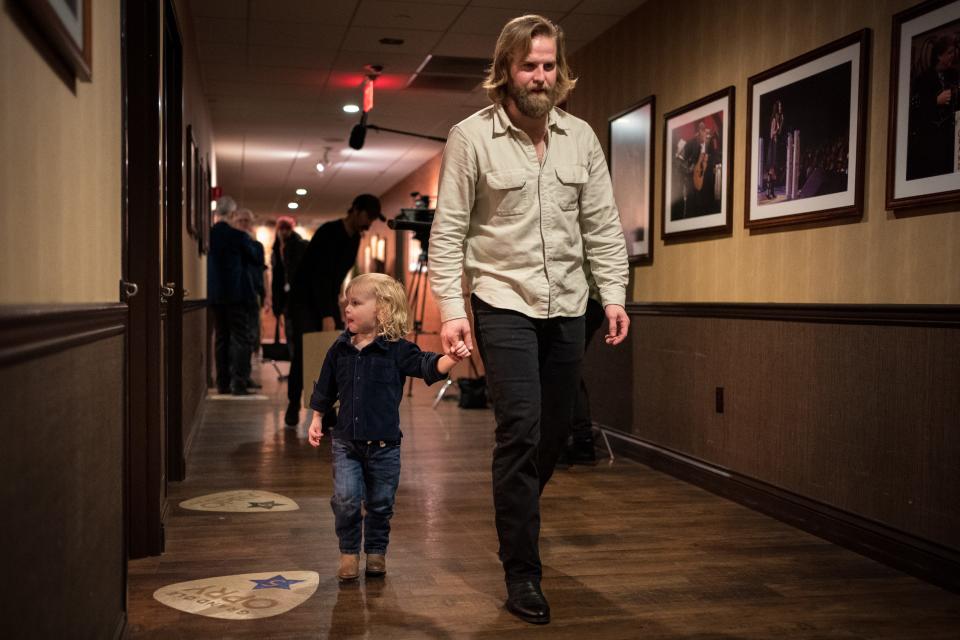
[336,331,391,352]
[492,103,568,137]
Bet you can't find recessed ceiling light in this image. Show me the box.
[343,104,360,113]
[287,202,299,210]
[295,188,307,195]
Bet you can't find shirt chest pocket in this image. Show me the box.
[554,165,588,211]
[486,170,528,216]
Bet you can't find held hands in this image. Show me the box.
[308,415,323,447]
[604,304,630,346]
[440,318,473,358]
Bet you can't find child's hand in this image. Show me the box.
[308,419,323,447]
[450,340,471,361]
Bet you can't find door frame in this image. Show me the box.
[122,0,165,558]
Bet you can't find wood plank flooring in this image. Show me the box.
[127,361,960,638]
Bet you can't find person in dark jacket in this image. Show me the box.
[307,274,469,581]
[239,209,266,389]
[208,205,259,395]
[284,194,384,426]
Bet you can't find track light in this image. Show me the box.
[315,147,331,173]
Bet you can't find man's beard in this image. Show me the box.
[508,82,559,119]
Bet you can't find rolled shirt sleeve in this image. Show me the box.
[429,126,477,323]
[578,130,629,309]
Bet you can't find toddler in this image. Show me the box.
[308,273,469,581]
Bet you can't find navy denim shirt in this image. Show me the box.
[309,332,446,441]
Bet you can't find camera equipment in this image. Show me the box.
[348,113,447,150]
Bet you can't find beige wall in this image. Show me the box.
[177,0,215,301]
[0,1,122,304]
[567,0,960,304]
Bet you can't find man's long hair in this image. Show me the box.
[482,14,577,105]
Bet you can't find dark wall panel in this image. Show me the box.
[615,314,960,552]
[181,305,206,460]
[0,336,125,638]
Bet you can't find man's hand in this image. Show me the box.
[604,305,630,346]
[322,316,336,332]
[441,318,473,357]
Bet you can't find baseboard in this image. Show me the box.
[598,426,960,593]
[113,611,126,640]
[182,398,205,471]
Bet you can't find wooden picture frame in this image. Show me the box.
[186,125,197,239]
[200,156,211,255]
[886,0,960,210]
[746,29,870,229]
[609,95,656,263]
[662,86,735,239]
[17,0,92,81]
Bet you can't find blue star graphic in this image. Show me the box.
[248,501,283,509]
[250,575,305,590]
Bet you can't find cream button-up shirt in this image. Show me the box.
[429,103,628,322]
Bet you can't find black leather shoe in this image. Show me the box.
[284,403,300,426]
[245,379,262,389]
[230,386,251,396]
[505,580,550,624]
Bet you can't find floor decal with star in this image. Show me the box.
[153,572,319,620]
[179,490,300,512]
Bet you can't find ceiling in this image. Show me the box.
[189,0,647,223]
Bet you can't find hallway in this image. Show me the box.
[126,362,960,639]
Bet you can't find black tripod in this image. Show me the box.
[406,231,435,397]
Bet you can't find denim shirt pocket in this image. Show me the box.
[554,165,588,211]
[486,170,528,216]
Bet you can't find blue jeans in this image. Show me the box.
[330,438,401,555]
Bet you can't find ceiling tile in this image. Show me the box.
[449,6,565,35]
[571,0,648,16]
[193,17,247,45]
[340,27,443,55]
[248,0,358,24]
[352,1,463,31]
[432,32,497,58]
[190,0,248,19]
[467,0,580,12]
[248,21,347,48]
[246,45,339,70]
[558,12,621,43]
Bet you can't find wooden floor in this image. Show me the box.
[127,361,960,639]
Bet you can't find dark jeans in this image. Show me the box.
[331,438,401,555]
[471,295,585,584]
[212,302,254,391]
[571,298,606,445]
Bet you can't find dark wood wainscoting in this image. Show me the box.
[181,300,207,471]
[0,305,127,638]
[584,303,960,592]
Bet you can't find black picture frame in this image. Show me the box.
[608,95,656,263]
[886,0,960,210]
[662,86,735,239]
[745,29,871,230]
[17,0,92,81]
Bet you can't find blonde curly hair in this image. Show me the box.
[345,273,410,341]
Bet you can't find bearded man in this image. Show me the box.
[428,14,630,625]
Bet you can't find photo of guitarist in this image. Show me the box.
[677,120,721,219]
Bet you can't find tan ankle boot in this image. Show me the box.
[365,553,386,577]
[337,553,360,581]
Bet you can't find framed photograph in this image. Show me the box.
[662,86,734,239]
[197,156,209,255]
[608,96,655,262]
[17,0,92,81]
[186,126,197,239]
[746,30,870,229]
[202,156,212,254]
[887,0,960,209]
